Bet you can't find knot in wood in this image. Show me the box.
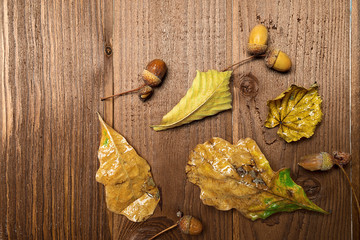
[238,73,259,98]
[262,214,280,226]
[105,45,112,57]
[298,177,321,199]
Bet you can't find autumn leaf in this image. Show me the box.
[96,113,160,222]
[151,70,232,131]
[264,84,322,142]
[186,137,328,220]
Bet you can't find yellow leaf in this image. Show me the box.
[151,70,232,131]
[264,84,323,142]
[96,113,160,222]
[186,137,327,220]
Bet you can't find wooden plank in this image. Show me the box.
[232,0,353,239]
[0,2,5,238]
[0,0,110,238]
[100,0,114,237]
[351,0,360,238]
[110,0,233,239]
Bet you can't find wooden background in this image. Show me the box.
[1,0,359,239]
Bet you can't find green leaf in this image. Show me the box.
[256,168,327,220]
[151,70,232,131]
[186,137,328,221]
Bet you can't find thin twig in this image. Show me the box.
[148,222,179,240]
[101,83,146,101]
[336,163,360,217]
[222,54,265,72]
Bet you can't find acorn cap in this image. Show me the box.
[332,151,351,166]
[247,43,268,55]
[265,49,280,68]
[319,152,334,171]
[138,85,153,101]
[142,70,161,87]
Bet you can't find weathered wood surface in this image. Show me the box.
[0,0,358,239]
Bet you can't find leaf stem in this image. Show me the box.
[148,222,179,240]
[101,83,146,101]
[335,163,360,217]
[222,54,265,72]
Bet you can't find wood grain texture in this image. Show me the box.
[231,0,355,239]
[110,1,233,239]
[351,0,360,238]
[0,0,357,239]
[0,0,110,239]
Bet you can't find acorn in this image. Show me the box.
[138,85,153,101]
[149,214,203,240]
[223,26,293,73]
[178,215,203,235]
[101,59,167,101]
[142,59,167,87]
[299,152,334,171]
[265,49,292,72]
[247,24,269,55]
[298,151,351,171]
[298,151,359,216]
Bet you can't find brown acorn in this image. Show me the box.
[299,152,334,171]
[178,215,203,235]
[142,59,167,87]
[149,214,203,240]
[298,151,351,171]
[298,151,359,216]
[101,59,167,101]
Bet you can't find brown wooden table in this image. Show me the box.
[1,1,359,239]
